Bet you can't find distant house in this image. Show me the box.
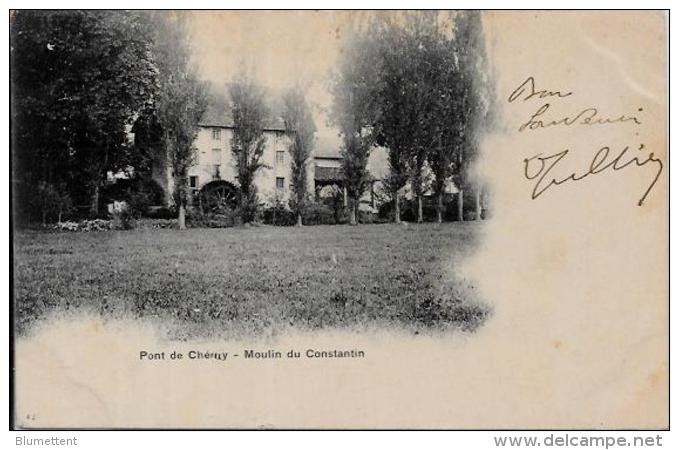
[312,143,379,212]
[149,99,381,213]
[151,103,313,212]
[313,147,344,201]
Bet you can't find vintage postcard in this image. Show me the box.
[10,10,668,429]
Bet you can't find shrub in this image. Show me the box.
[261,202,339,226]
[53,218,112,232]
[32,182,74,224]
[53,221,79,232]
[126,189,153,218]
[187,208,240,228]
[81,218,113,232]
[208,211,240,228]
[358,209,377,224]
[262,204,296,226]
[111,209,136,230]
[147,206,176,220]
[135,218,177,229]
[318,186,346,223]
[102,177,165,218]
[302,203,337,225]
[69,206,111,222]
[377,200,394,221]
[378,195,465,222]
[186,209,209,228]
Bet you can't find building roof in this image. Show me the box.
[314,166,344,183]
[314,165,379,183]
[199,116,286,132]
[198,92,287,132]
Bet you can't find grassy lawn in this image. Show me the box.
[13,222,490,339]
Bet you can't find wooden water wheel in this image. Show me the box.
[198,181,240,214]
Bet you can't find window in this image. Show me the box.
[276,151,285,165]
[276,177,285,190]
[189,176,198,188]
[212,128,221,141]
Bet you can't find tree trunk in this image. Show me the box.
[240,191,249,223]
[349,200,357,225]
[89,183,100,217]
[457,189,464,222]
[394,192,401,224]
[371,182,376,209]
[176,169,188,230]
[436,192,443,224]
[178,203,186,230]
[417,195,423,223]
[296,212,303,227]
[475,185,482,221]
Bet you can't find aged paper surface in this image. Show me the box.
[13,11,668,429]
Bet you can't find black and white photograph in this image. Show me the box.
[9,9,668,431]
[12,10,493,340]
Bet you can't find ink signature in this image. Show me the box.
[509,76,663,206]
[519,103,643,132]
[508,76,572,103]
[523,144,663,206]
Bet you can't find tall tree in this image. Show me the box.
[426,13,464,224]
[229,76,269,224]
[330,27,381,226]
[405,12,449,224]
[131,109,165,180]
[282,87,316,226]
[371,17,415,224]
[371,12,450,224]
[150,11,207,230]
[451,11,494,221]
[371,11,493,224]
[10,10,157,218]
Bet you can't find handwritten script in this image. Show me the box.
[508,76,663,206]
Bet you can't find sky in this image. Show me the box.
[184,10,465,177]
[186,11,356,154]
